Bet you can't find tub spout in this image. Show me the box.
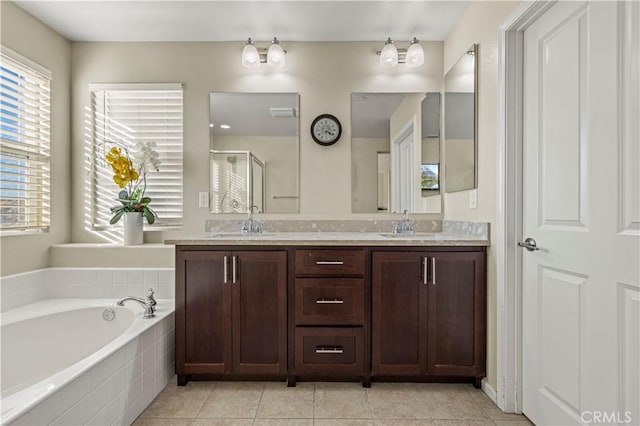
[116,294,155,319]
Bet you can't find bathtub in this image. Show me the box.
[0,298,175,425]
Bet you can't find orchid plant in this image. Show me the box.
[105,141,161,225]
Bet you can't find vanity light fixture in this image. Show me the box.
[241,37,287,69]
[377,37,424,68]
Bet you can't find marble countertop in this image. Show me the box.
[165,232,489,247]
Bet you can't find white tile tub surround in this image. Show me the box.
[9,310,175,425]
[0,268,175,313]
[0,269,47,313]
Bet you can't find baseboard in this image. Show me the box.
[481,378,497,403]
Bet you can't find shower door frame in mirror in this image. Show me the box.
[209,93,300,214]
[350,92,442,214]
[210,150,266,213]
[444,44,478,193]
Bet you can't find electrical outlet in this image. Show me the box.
[198,192,209,208]
[469,189,477,209]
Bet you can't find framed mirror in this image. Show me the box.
[351,92,442,214]
[444,44,477,193]
[209,93,299,213]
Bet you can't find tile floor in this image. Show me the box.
[134,381,533,426]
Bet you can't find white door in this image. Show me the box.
[522,2,639,425]
[392,128,414,212]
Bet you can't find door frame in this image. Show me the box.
[495,0,556,414]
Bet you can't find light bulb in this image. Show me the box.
[267,38,286,68]
[241,38,260,69]
[405,38,424,68]
[379,38,398,68]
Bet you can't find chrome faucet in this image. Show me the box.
[116,288,156,319]
[240,205,264,234]
[392,210,416,234]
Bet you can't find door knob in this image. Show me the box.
[518,237,539,252]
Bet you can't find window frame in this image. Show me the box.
[89,83,184,230]
[0,46,52,235]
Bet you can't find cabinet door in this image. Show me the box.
[232,251,288,375]
[176,250,232,375]
[372,252,427,376]
[427,251,485,376]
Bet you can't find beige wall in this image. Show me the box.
[0,1,71,276]
[70,41,445,245]
[443,0,519,391]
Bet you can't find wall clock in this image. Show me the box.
[311,114,342,146]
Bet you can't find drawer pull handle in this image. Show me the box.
[316,261,344,265]
[315,346,343,354]
[316,298,344,304]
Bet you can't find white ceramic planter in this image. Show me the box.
[123,212,143,245]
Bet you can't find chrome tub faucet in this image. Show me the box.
[116,288,156,319]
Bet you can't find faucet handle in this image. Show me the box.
[146,288,157,306]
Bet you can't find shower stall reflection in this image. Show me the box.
[210,150,266,213]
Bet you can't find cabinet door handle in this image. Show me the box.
[232,255,237,284]
[431,257,436,285]
[223,255,228,284]
[423,257,428,285]
[316,261,344,265]
[316,298,344,304]
[315,346,343,354]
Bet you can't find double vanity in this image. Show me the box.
[167,221,488,389]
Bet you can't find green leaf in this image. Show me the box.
[110,209,124,224]
[140,197,152,204]
[118,190,129,200]
[143,208,155,225]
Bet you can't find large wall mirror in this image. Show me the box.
[351,92,442,214]
[444,44,477,193]
[209,93,299,213]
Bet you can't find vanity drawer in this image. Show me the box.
[294,327,364,376]
[295,249,365,276]
[295,278,365,325]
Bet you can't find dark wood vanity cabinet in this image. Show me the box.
[175,244,485,387]
[175,248,287,384]
[371,249,486,386]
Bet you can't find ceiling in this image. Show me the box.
[14,1,468,42]
[351,93,407,139]
[210,93,299,137]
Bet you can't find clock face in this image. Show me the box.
[311,114,342,146]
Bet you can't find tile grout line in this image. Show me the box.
[193,382,216,420]
[252,382,267,425]
[312,382,316,424]
[364,383,375,421]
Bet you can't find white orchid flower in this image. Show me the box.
[132,140,162,172]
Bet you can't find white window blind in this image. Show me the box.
[91,83,183,227]
[0,48,51,232]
